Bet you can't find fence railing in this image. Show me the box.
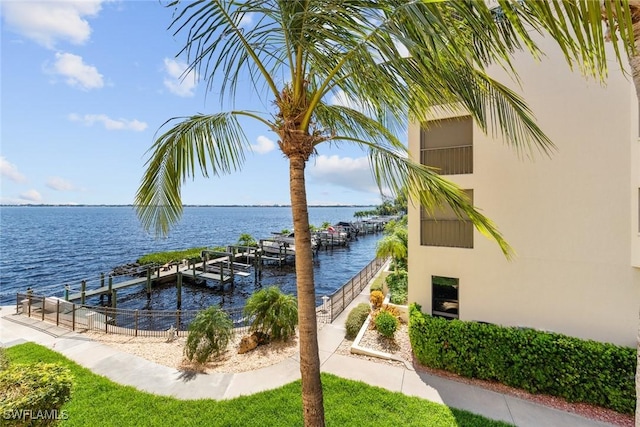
[14,293,248,337]
[15,256,388,335]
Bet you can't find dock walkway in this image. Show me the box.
[67,252,254,303]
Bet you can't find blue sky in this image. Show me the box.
[0,1,397,206]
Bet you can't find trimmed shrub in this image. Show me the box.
[185,306,234,364]
[370,290,384,308]
[380,304,401,319]
[0,347,9,371]
[345,303,371,340]
[369,280,384,293]
[409,304,636,414]
[375,310,398,338]
[0,362,73,424]
[244,286,298,341]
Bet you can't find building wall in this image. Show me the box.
[408,38,640,347]
[633,113,640,268]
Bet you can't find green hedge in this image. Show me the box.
[0,362,74,425]
[408,304,635,414]
[137,247,206,265]
[385,270,407,305]
[345,303,371,340]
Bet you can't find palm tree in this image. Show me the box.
[376,217,408,270]
[135,2,634,425]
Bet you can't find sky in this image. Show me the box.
[0,0,401,206]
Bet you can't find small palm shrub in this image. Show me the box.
[345,303,371,340]
[185,306,234,364]
[237,233,258,247]
[375,310,398,338]
[244,286,298,341]
[370,290,384,308]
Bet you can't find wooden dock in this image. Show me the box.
[67,276,148,301]
[66,247,261,304]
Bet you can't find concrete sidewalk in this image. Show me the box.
[0,300,615,427]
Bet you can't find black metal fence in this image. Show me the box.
[15,293,248,337]
[15,256,387,335]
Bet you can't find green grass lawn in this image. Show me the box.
[5,343,512,427]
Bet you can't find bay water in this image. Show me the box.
[0,206,381,310]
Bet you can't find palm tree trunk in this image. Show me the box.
[289,155,325,427]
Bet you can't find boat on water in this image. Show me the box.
[314,227,350,247]
[259,232,319,256]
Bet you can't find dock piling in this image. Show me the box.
[108,276,113,305]
[80,280,86,305]
[100,273,105,303]
[177,272,182,309]
[134,309,139,337]
[146,268,151,300]
[176,309,182,332]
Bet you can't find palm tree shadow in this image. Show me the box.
[177,364,207,382]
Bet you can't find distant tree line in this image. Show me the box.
[354,189,407,219]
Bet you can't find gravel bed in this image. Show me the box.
[83,329,299,374]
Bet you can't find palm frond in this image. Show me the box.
[365,144,513,258]
[171,0,284,102]
[313,102,405,150]
[407,63,555,156]
[135,113,251,236]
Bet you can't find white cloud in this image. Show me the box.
[20,189,42,203]
[46,176,75,191]
[68,113,147,131]
[0,157,27,183]
[1,1,104,49]
[308,155,379,194]
[239,12,254,28]
[163,58,198,97]
[51,52,104,90]
[251,135,276,154]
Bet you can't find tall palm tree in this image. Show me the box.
[136,1,634,425]
[376,217,408,270]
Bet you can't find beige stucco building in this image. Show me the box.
[407,37,640,347]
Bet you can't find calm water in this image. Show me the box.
[0,206,382,309]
